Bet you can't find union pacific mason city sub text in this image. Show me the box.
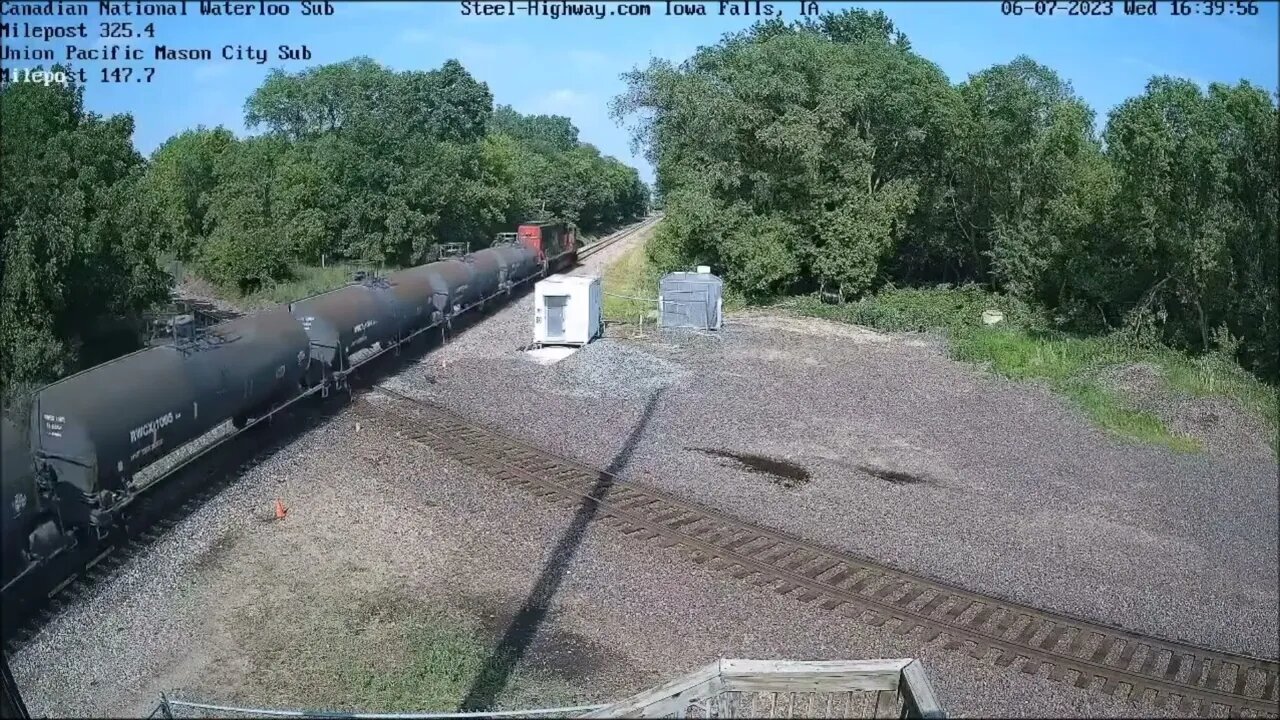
[3,43,311,64]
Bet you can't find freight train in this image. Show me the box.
[0,221,578,598]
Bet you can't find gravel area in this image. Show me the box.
[387,244,1280,660]
[8,402,1167,720]
[10,226,1275,718]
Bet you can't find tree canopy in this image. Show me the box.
[145,56,649,290]
[614,8,1278,381]
[1,72,172,398]
[1,57,649,398]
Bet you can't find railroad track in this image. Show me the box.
[577,214,662,262]
[2,217,659,651]
[357,387,1279,718]
[2,401,343,652]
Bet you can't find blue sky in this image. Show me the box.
[8,0,1277,183]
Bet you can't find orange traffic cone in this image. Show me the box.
[274,498,288,520]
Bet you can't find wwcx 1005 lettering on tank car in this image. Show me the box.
[353,319,377,334]
[129,411,176,443]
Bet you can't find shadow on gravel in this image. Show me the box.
[691,447,811,489]
[458,390,664,712]
[857,464,932,485]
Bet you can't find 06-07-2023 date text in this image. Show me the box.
[1001,0,1259,15]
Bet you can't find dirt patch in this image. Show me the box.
[465,594,629,679]
[187,529,242,575]
[173,544,586,714]
[1100,362,1275,460]
[690,447,811,488]
[731,312,930,347]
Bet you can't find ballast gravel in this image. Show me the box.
[388,252,1279,660]
[11,227,1276,718]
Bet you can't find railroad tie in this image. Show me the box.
[966,604,995,629]
[361,396,1280,719]
[802,560,840,579]
[1039,625,1067,653]
[823,568,853,587]
[846,572,880,594]
[1232,666,1251,697]
[873,581,904,601]
[1117,641,1140,671]
[1015,618,1046,646]
[1089,634,1115,664]
[941,600,974,625]
[918,594,949,618]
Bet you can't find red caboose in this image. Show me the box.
[517,221,577,271]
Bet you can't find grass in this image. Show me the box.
[338,612,575,713]
[784,286,1279,455]
[227,590,580,715]
[601,242,662,324]
[242,263,375,308]
[174,262,381,312]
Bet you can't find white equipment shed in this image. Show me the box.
[533,274,603,347]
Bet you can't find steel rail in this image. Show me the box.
[576,215,662,261]
[1,217,661,650]
[358,388,1279,719]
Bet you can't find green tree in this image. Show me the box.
[200,136,294,292]
[614,16,955,298]
[0,71,171,396]
[943,57,1113,314]
[139,126,236,261]
[490,104,579,154]
[1104,78,1278,374]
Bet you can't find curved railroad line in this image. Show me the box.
[356,387,1279,718]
